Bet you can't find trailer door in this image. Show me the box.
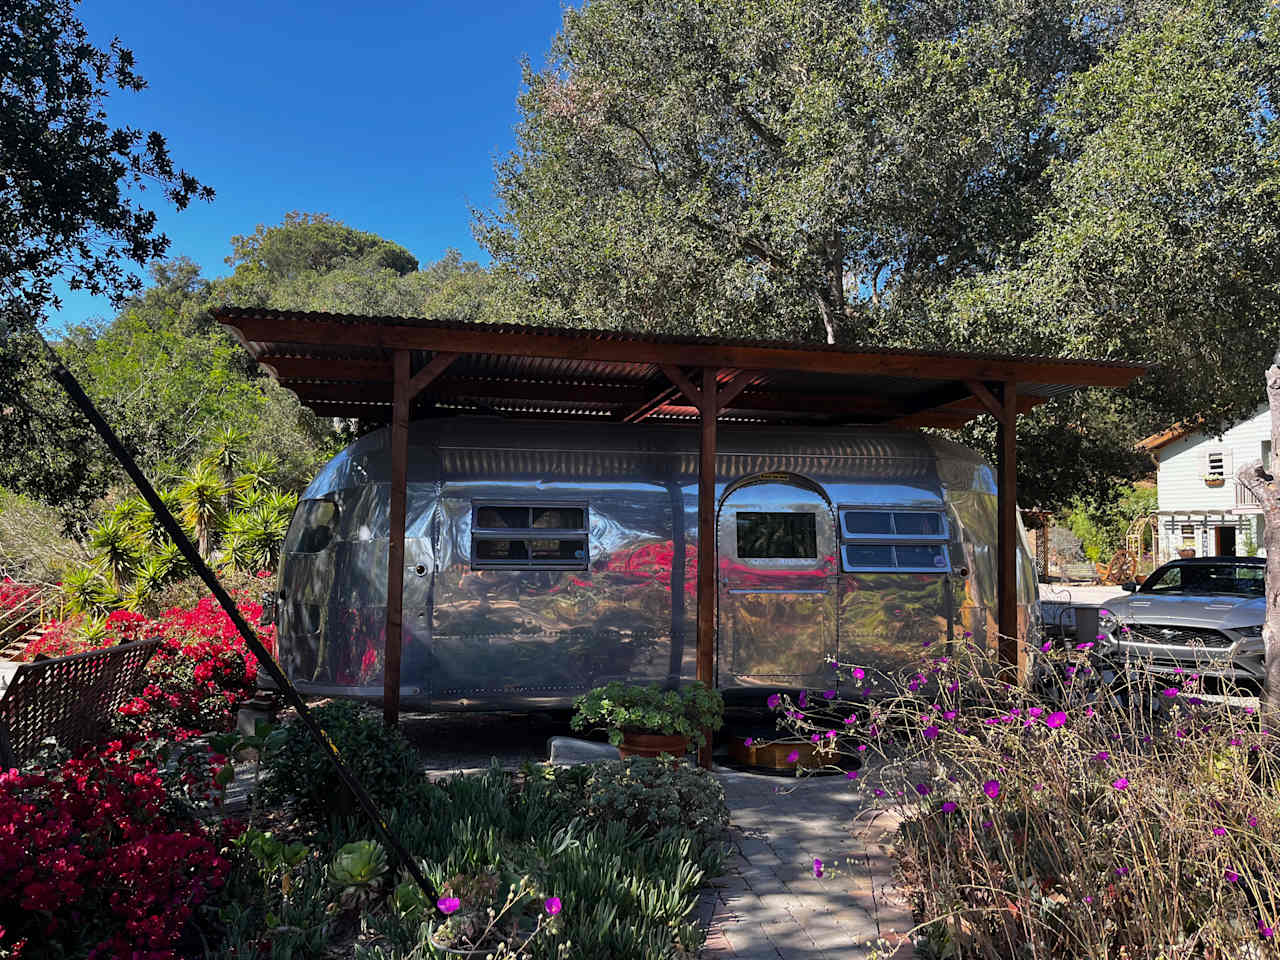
[716,479,837,689]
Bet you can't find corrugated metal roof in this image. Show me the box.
[216,306,1147,429]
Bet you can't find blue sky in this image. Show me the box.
[58,0,568,326]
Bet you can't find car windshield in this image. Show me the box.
[1140,562,1264,597]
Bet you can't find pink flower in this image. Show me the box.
[983,780,1001,799]
[544,896,562,915]
[1161,688,1179,698]
[1226,869,1240,883]
[923,725,938,740]
[1040,640,1053,652]
[767,694,781,709]
[744,738,753,747]
[845,770,858,779]
[1112,778,1129,791]
[438,897,461,915]
[1094,751,1109,763]
[813,858,824,878]
[1045,711,1067,729]
[852,667,865,680]
[1213,827,1227,837]
[941,801,958,813]
[787,750,799,763]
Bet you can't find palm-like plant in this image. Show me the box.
[87,515,141,589]
[266,489,299,526]
[124,555,172,611]
[112,490,183,551]
[236,451,279,492]
[222,505,289,573]
[232,485,270,513]
[176,462,226,559]
[203,426,248,490]
[62,565,118,617]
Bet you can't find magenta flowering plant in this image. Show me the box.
[770,632,1280,958]
[428,868,559,953]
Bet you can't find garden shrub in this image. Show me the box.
[258,700,428,823]
[529,756,729,870]
[769,634,1280,959]
[0,738,228,959]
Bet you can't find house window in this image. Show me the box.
[1206,452,1225,477]
[471,502,589,570]
[1181,524,1196,548]
[839,509,950,573]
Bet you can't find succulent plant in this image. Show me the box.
[328,839,388,909]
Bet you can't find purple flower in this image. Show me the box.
[943,710,957,720]
[768,694,781,709]
[1076,642,1095,651]
[845,770,858,779]
[1161,687,1179,698]
[844,715,857,726]
[941,801,958,813]
[1045,711,1067,729]
[1226,869,1240,883]
[1115,866,1129,876]
[438,897,461,915]
[915,783,932,796]
[1112,778,1129,791]
[823,689,836,700]
[983,780,1001,799]
[1261,920,1274,938]
[813,858,824,878]
[923,725,939,740]
[1028,707,1043,718]
[798,690,808,708]
[744,737,754,747]
[873,788,886,798]
[787,750,799,763]
[544,896,562,916]
[981,819,994,830]
[1213,827,1227,837]
[1040,640,1053,652]
[1094,751,1109,763]
[852,667,865,680]
[1250,817,1259,828]
[1100,609,1111,617]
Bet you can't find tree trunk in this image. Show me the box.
[1238,361,1280,721]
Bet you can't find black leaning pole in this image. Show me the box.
[38,341,435,903]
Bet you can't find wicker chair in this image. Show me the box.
[0,639,158,769]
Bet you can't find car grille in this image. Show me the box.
[1122,624,1234,648]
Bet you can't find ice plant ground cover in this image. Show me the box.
[769,635,1280,959]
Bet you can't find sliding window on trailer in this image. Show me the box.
[839,508,950,573]
[470,502,589,570]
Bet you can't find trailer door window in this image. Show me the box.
[736,512,818,558]
[471,502,588,570]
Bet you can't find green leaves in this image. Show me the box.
[570,681,725,747]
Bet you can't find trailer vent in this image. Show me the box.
[471,502,589,570]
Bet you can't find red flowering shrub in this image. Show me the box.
[0,739,229,959]
[116,592,276,740]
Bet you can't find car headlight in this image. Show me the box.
[1235,624,1264,639]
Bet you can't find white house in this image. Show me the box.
[1139,405,1270,563]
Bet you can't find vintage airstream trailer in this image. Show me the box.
[265,416,1038,709]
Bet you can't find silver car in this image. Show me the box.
[1101,556,1266,689]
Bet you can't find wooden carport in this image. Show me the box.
[216,307,1145,756]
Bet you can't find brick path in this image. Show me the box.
[700,768,915,959]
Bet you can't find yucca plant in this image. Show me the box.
[266,489,298,525]
[221,506,288,573]
[176,462,226,559]
[62,565,118,617]
[113,489,183,550]
[123,555,172,611]
[87,515,141,589]
[203,425,248,484]
[236,451,279,492]
[231,485,269,513]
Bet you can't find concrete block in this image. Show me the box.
[546,736,620,765]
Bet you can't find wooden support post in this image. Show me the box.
[696,367,719,768]
[386,350,411,727]
[383,351,458,727]
[995,380,1020,674]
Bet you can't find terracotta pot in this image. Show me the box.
[618,732,690,759]
[1178,548,1196,559]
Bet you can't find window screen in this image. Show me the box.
[1207,451,1225,476]
[839,508,949,572]
[736,512,818,558]
[472,503,589,570]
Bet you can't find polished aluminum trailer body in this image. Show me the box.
[272,418,1038,708]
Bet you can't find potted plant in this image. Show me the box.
[571,681,724,758]
[1203,472,1226,487]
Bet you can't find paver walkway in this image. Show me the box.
[701,768,915,959]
